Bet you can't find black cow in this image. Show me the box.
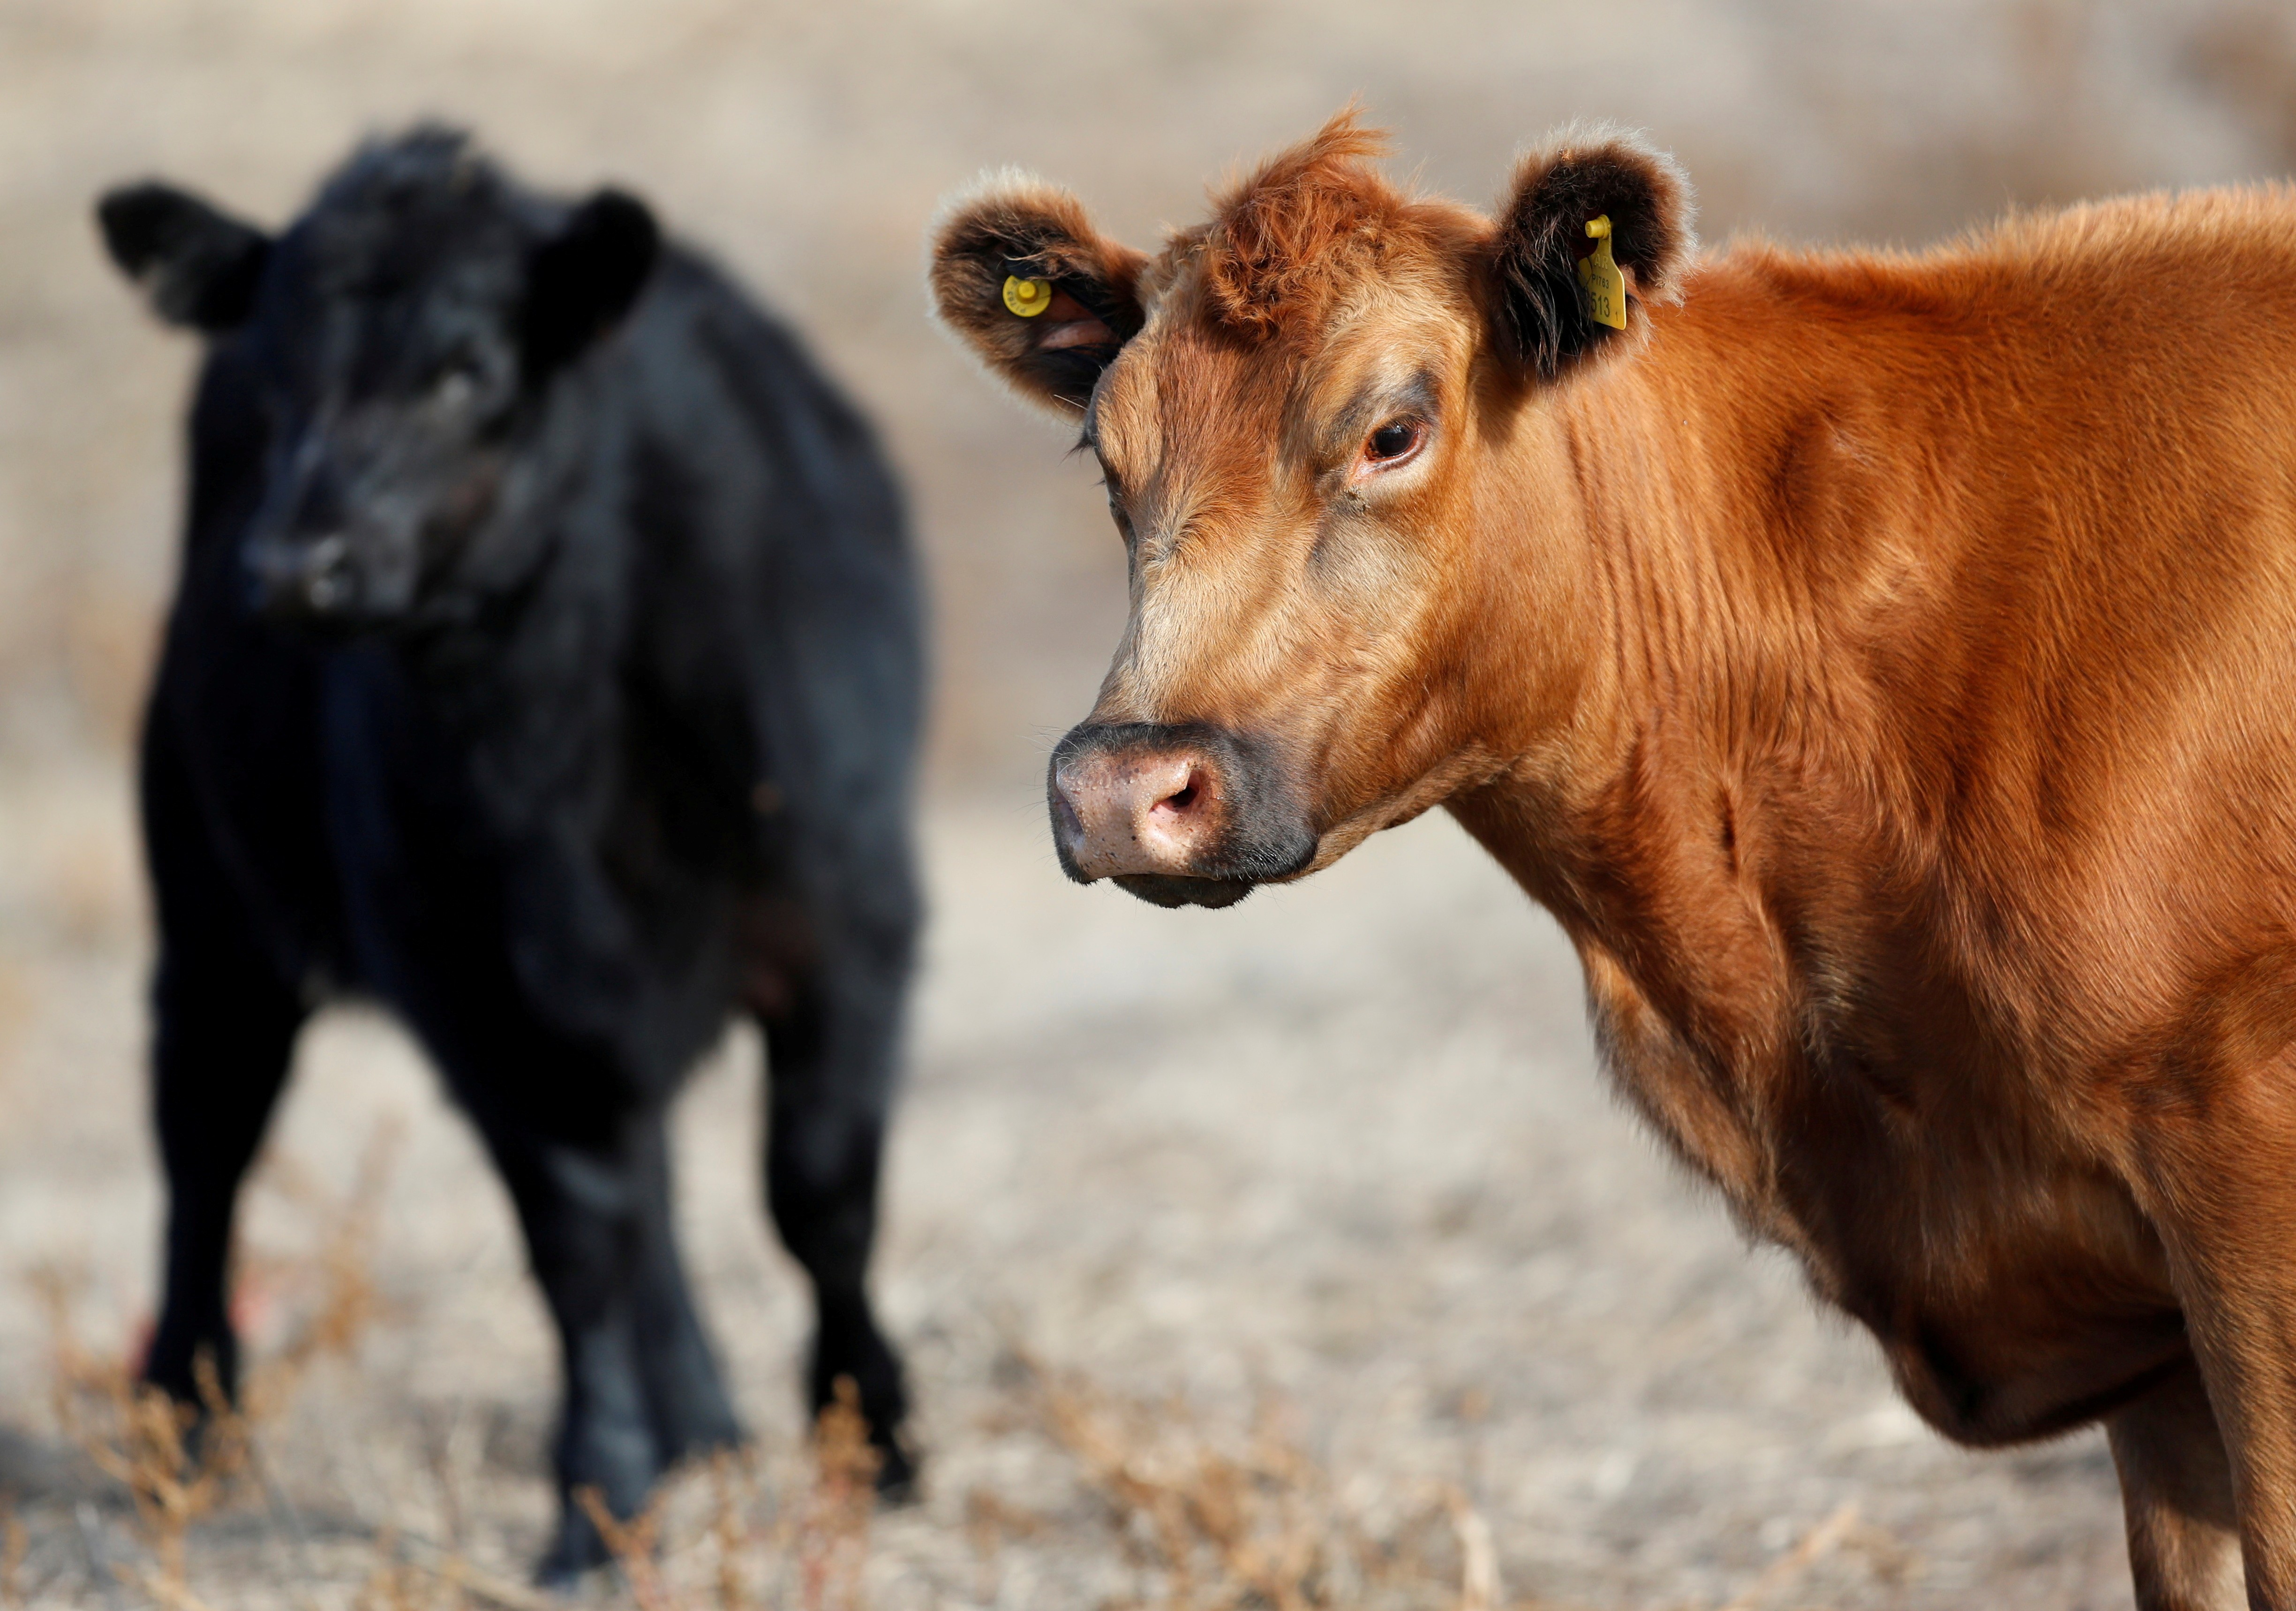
[96,129,920,1580]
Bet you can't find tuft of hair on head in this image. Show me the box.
[1189,106,1411,341]
[312,123,491,219]
[1485,123,1697,378]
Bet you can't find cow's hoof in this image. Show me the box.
[873,1432,920,1505]
[532,1510,611,1594]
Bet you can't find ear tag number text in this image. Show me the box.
[1577,216,1627,332]
[1003,275,1053,318]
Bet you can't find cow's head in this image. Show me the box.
[931,113,1693,907]
[98,128,657,631]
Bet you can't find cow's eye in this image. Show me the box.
[1364,420,1425,467]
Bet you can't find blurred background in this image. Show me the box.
[0,1,2292,1606]
[10,0,2296,789]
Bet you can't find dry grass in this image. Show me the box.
[21,1215,1904,1611]
[0,996,1924,1611]
[1025,1352,1477,1610]
[572,1382,879,1611]
[954,1351,1894,1611]
[30,1126,399,1607]
[21,1123,936,1610]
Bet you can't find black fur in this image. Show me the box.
[1486,134,1695,379]
[97,183,271,332]
[101,129,922,1583]
[523,190,660,381]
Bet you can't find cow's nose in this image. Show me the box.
[1051,742,1225,881]
[247,533,354,619]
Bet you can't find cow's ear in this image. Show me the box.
[930,174,1148,419]
[1484,129,1695,379]
[96,182,271,333]
[522,189,660,379]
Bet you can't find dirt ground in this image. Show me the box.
[4,1,2296,1607]
[0,773,2142,1609]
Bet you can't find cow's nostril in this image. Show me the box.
[1150,766,1211,820]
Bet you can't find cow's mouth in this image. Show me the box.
[1111,873,1258,909]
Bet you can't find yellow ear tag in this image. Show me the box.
[1576,216,1627,332]
[1002,275,1053,318]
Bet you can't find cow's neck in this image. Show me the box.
[1450,277,1938,1218]
[403,387,633,837]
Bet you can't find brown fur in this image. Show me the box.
[1185,110,1417,341]
[932,117,2296,1609]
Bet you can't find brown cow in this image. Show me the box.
[930,111,2296,1608]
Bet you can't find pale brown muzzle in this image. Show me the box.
[1052,746,1221,880]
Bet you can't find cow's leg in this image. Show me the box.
[2135,1102,2296,1610]
[454,1094,658,1585]
[142,734,306,1412]
[146,943,303,1410]
[2109,1356,2246,1611]
[2176,1286,2296,1611]
[628,1106,744,1466]
[759,920,913,1491]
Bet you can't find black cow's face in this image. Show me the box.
[98,131,656,630]
[236,208,527,627]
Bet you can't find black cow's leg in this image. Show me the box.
[142,733,306,1414]
[146,943,303,1410]
[760,929,912,1491]
[628,1107,743,1465]
[456,1097,657,1585]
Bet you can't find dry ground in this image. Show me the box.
[0,772,2143,1609]
[5,0,2296,1606]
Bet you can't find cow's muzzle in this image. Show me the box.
[1047,722,1317,909]
[245,529,421,633]
[247,531,361,621]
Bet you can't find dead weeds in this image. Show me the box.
[572,1381,879,1611]
[1019,1344,1508,1611]
[30,1123,398,1608]
[16,1129,1909,1610]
